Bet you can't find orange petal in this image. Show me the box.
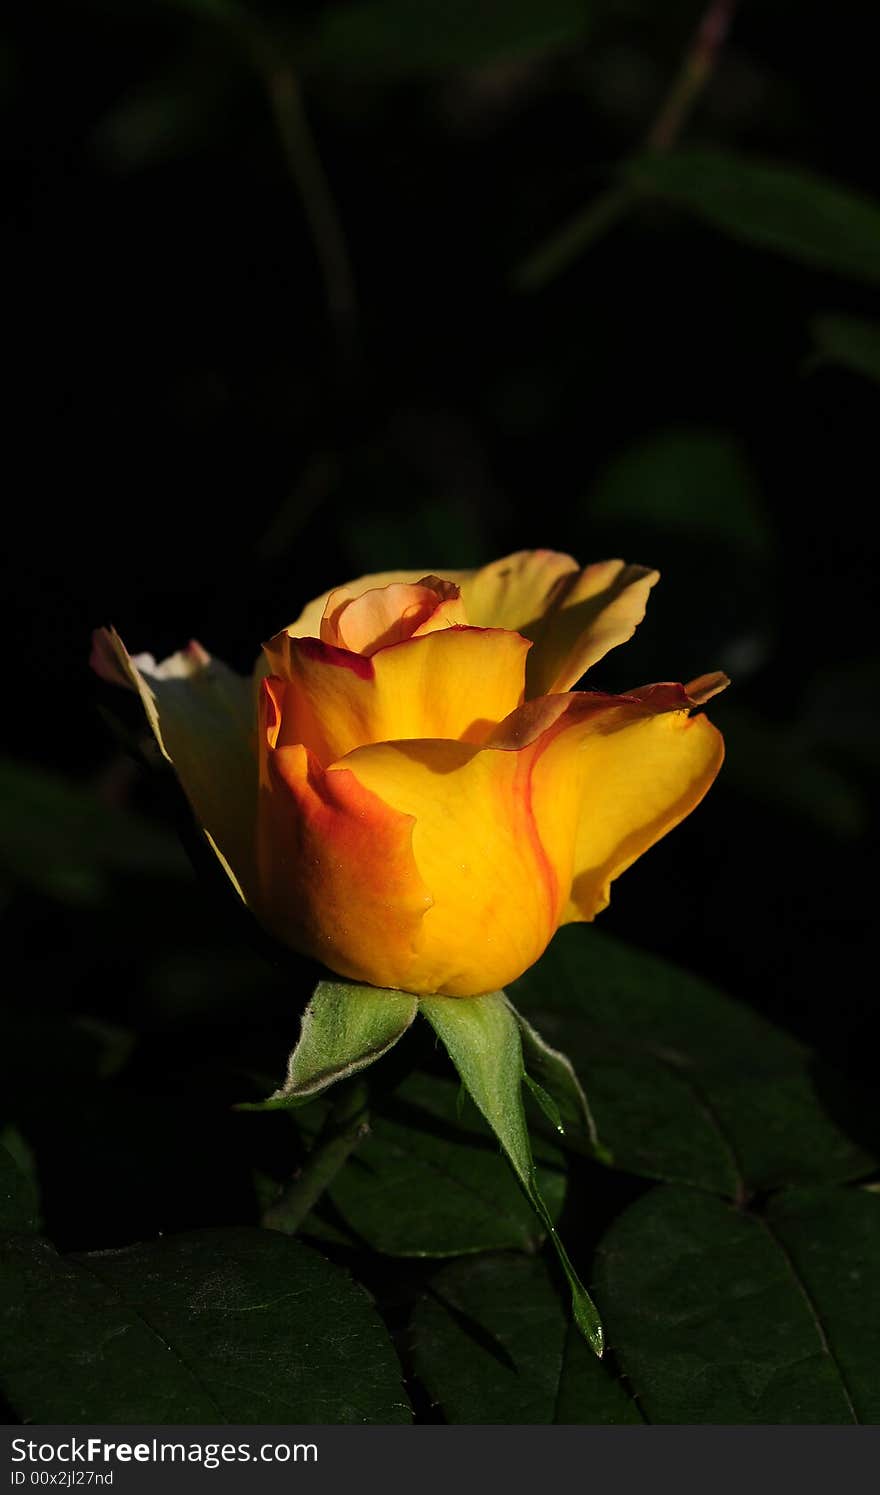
[492,681,725,923]
[263,626,530,763]
[257,681,432,988]
[320,576,467,655]
[285,568,443,642]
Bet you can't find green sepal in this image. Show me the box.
[510,998,611,1163]
[420,991,604,1356]
[240,980,418,1109]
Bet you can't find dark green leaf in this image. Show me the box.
[510,927,873,1195]
[811,314,880,383]
[766,1189,880,1423]
[308,0,590,76]
[322,1072,566,1255]
[413,1253,640,1424]
[626,150,880,285]
[594,1186,879,1423]
[0,1228,410,1424]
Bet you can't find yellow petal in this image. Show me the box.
[263,625,530,763]
[525,560,660,695]
[285,556,568,641]
[281,551,657,698]
[456,550,580,630]
[90,627,257,902]
[257,682,432,989]
[439,550,660,695]
[335,736,560,996]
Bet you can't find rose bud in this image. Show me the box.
[93,550,727,997]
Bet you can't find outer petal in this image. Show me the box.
[524,560,660,696]
[459,551,659,695]
[257,680,432,988]
[263,626,530,763]
[491,678,727,923]
[90,627,257,901]
[456,549,580,630]
[332,736,561,997]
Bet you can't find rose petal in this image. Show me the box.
[333,736,558,996]
[319,577,467,654]
[257,681,432,989]
[491,681,725,922]
[262,626,530,763]
[90,627,257,902]
[445,550,657,692]
[281,552,657,698]
[286,568,445,641]
[337,680,724,994]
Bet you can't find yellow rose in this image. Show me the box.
[92,549,726,997]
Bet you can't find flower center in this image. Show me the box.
[319,575,466,655]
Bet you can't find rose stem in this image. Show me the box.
[261,1078,370,1235]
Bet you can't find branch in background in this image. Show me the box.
[645,0,738,153]
[512,0,740,291]
[258,58,359,365]
[172,0,359,363]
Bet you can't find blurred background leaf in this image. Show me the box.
[306,0,592,75]
[626,150,880,284]
[810,314,880,384]
[586,426,771,558]
[0,758,187,905]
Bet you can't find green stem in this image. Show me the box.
[262,1079,369,1235]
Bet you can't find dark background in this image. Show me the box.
[2,0,877,1285]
